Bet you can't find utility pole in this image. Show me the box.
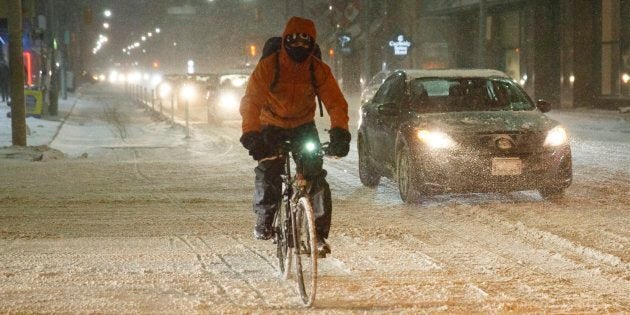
[8,0,27,146]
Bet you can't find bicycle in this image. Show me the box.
[264,139,329,307]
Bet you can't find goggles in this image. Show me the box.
[285,33,313,48]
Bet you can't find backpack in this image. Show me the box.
[260,37,324,117]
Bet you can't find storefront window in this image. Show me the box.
[601,0,622,96]
[499,11,521,82]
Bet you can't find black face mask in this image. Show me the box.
[285,46,312,63]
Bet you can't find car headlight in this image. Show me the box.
[230,77,247,88]
[181,85,197,101]
[218,92,239,109]
[544,126,568,147]
[417,130,456,149]
[159,83,171,98]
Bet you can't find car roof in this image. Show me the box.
[220,69,252,75]
[397,69,511,80]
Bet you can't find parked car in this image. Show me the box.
[205,70,251,124]
[360,70,391,105]
[357,69,572,202]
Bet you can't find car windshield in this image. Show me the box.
[409,77,535,113]
[219,74,250,89]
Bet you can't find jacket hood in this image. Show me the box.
[282,16,317,42]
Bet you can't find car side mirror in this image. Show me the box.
[377,102,400,116]
[537,99,552,113]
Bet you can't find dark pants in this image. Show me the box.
[253,122,333,239]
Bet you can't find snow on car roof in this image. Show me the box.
[400,69,511,80]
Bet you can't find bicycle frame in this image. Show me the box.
[273,140,327,306]
[279,143,317,251]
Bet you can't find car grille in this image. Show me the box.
[453,131,547,157]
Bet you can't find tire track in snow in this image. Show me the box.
[321,161,536,304]
[323,153,626,307]
[327,142,628,279]
[186,210,303,307]
[457,207,629,280]
[190,216,279,275]
[194,235,267,305]
[172,235,233,306]
[125,149,303,306]
[128,143,369,307]
[400,208,629,310]
[124,149,266,306]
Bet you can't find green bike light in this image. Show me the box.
[304,141,317,152]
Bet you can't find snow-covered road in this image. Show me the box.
[1,85,628,313]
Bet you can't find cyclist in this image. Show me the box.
[239,16,350,256]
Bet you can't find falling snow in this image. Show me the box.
[1,85,629,313]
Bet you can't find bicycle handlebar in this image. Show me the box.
[259,141,336,162]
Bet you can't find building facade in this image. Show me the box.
[324,0,630,109]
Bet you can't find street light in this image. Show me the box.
[155,27,161,33]
[104,9,112,18]
[141,36,146,41]
[187,60,195,74]
[103,22,110,29]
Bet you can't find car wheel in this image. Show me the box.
[397,145,418,203]
[539,187,565,200]
[358,137,380,187]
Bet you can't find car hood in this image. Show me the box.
[414,110,557,133]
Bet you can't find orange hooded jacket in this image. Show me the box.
[240,16,349,134]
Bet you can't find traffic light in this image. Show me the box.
[328,48,335,58]
[249,44,257,57]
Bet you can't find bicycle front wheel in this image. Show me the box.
[293,196,318,306]
[274,201,292,280]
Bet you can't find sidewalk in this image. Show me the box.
[0,95,77,160]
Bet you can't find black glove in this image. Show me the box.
[240,131,270,161]
[261,125,286,149]
[328,127,351,157]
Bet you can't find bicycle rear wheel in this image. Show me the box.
[274,200,292,280]
[293,196,318,306]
